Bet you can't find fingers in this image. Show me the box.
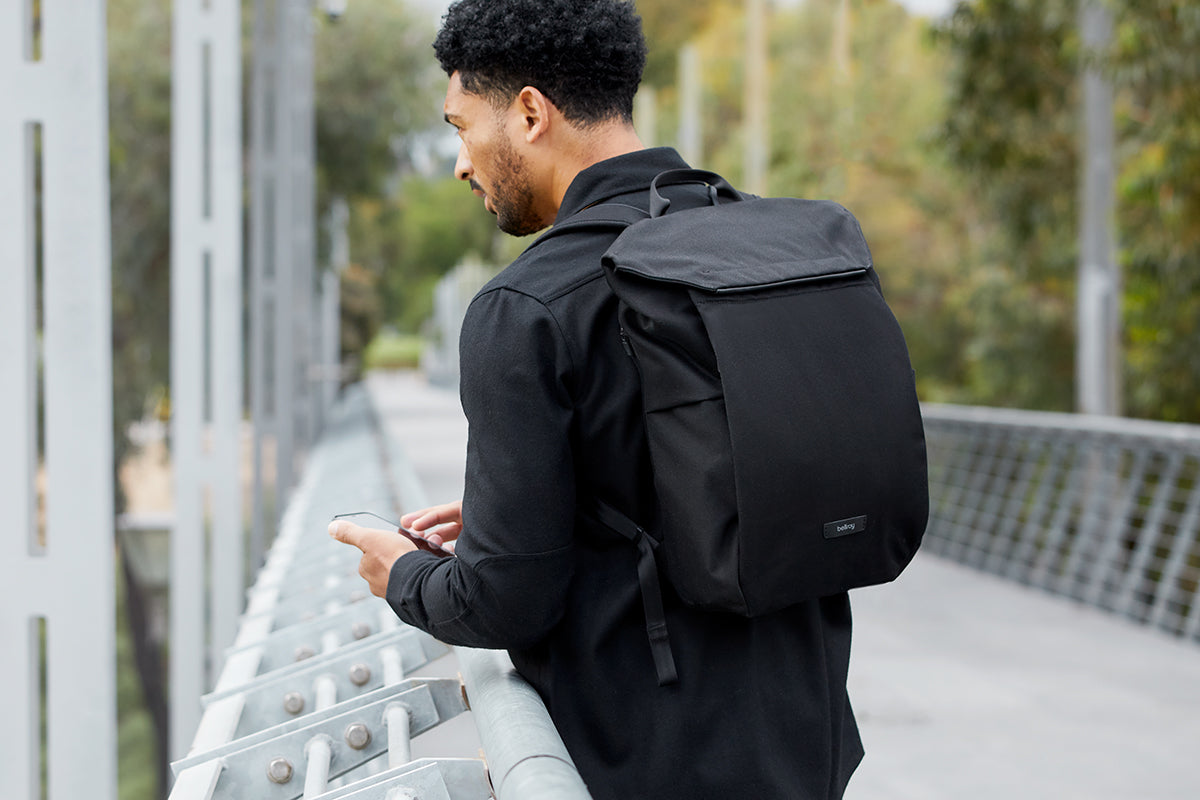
[400,500,464,535]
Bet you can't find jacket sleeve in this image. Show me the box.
[385,287,578,649]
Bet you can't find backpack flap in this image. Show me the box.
[699,274,929,614]
[603,197,928,617]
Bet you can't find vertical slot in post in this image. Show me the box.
[28,121,47,556]
[264,76,277,157]
[203,251,214,435]
[201,42,213,220]
[203,486,215,688]
[264,299,277,417]
[24,0,43,62]
[33,616,48,800]
[264,176,276,279]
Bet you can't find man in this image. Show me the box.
[331,1,863,797]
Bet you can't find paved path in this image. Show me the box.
[366,370,1200,799]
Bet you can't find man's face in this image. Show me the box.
[444,72,544,237]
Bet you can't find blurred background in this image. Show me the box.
[45,0,1200,796]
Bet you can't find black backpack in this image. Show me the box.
[535,169,928,685]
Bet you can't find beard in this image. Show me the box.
[488,137,544,237]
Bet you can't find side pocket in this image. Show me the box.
[645,396,747,613]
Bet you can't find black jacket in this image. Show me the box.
[388,147,863,799]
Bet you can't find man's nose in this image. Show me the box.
[454,143,472,182]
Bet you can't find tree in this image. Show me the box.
[671,0,986,403]
[314,0,443,230]
[932,0,1081,411]
[1110,0,1200,421]
[936,0,1200,421]
[313,0,504,337]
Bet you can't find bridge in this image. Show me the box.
[3,3,1198,798]
[166,370,1200,799]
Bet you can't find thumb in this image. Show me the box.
[329,519,365,549]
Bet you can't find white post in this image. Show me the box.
[250,0,316,564]
[0,1,116,797]
[288,0,319,465]
[1076,0,1120,416]
[678,44,702,166]
[635,85,657,148]
[320,196,347,416]
[249,0,275,569]
[170,0,244,759]
[274,0,299,520]
[744,0,768,196]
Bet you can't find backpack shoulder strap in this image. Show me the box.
[530,203,649,250]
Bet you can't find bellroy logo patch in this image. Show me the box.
[824,515,868,539]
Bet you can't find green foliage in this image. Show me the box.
[936,0,1079,254]
[311,0,505,339]
[932,0,1080,411]
[364,331,427,370]
[314,0,442,224]
[636,0,729,86]
[339,263,385,385]
[1111,1,1200,421]
[348,174,499,333]
[936,0,1200,421]
[676,0,986,404]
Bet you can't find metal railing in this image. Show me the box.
[167,385,591,800]
[922,404,1200,642]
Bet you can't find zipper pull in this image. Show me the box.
[618,328,636,359]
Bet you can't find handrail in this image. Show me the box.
[921,403,1200,643]
[456,649,593,800]
[923,402,1200,446]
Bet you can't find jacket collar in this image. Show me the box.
[554,147,691,223]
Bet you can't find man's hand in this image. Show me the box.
[400,500,464,550]
[329,520,418,598]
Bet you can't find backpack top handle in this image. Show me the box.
[649,169,742,218]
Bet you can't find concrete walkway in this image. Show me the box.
[366,370,1200,799]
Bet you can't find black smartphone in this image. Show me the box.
[331,511,456,558]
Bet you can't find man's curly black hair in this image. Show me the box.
[433,0,647,126]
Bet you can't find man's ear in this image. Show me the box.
[514,86,554,144]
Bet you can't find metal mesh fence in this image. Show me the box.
[922,404,1200,642]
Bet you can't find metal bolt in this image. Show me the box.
[267,757,294,784]
[351,621,372,640]
[345,722,372,750]
[283,692,305,715]
[294,645,316,662]
[349,663,371,686]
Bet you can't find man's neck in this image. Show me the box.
[549,123,645,216]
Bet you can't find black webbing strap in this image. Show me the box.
[589,498,678,686]
[529,203,649,250]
